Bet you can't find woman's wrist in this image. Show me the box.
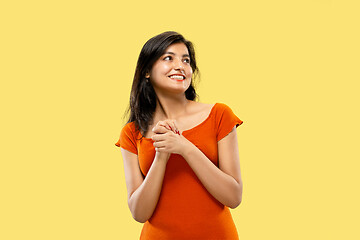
[179,135,195,157]
[154,151,170,164]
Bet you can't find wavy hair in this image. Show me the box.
[124,31,200,137]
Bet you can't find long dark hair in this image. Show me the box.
[124,31,200,137]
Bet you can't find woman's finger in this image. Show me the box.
[155,146,167,152]
[161,119,179,134]
[167,120,178,133]
[152,125,169,134]
[154,120,180,134]
[153,141,166,148]
[151,133,167,142]
[158,121,172,131]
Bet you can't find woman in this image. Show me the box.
[115,31,244,239]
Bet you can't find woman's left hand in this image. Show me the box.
[151,129,191,156]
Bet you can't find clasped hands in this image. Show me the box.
[151,119,190,156]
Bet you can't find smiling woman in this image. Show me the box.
[146,42,193,97]
[115,31,244,239]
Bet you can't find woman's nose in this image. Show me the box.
[173,58,185,70]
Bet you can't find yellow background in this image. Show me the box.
[1,0,359,239]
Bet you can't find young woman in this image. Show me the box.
[115,31,244,239]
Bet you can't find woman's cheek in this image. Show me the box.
[162,64,172,72]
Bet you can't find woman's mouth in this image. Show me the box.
[168,75,185,81]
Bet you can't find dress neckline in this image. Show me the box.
[139,103,218,140]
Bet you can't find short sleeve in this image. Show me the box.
[215,103,243,141]
[114,122,138,155]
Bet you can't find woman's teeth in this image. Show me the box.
[169,75,185,80]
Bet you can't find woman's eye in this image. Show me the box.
[184,58,190,63]
[164,56,172,60]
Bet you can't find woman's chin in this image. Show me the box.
[155,86,189,96]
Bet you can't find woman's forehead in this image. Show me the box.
[163,43,189,56]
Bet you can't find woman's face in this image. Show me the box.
[147,42,193,96]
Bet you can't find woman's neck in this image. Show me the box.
[155,95,191,120]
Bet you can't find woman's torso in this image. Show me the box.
[132,102,240,239]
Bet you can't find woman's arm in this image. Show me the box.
[183,126,243,208]
[120,120,178,223]
[121,149,169,223]
[152,126,243,208]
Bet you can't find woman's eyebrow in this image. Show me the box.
[164,52,190,58]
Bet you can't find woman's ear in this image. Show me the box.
[145,73,150,78]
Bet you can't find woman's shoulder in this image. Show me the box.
[121,121,135,131]
[120,121,140,137]
[190,101,232,113]
[188,101,215,112]
[190,101,230,107]
[187,101,236,121]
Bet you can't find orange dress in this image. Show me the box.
[115,103,243,240]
